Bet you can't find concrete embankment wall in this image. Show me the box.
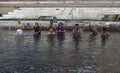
[0,20,120,32]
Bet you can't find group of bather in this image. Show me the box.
[15,19,110,43]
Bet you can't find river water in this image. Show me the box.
[0,30,120,73]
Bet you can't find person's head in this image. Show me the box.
[74,24,79,28]
[102,27,107,31]
[50,19,53,25]
[35,22,39,26]
[75,24,79,26]
[74,24,79,30]
[58,22,63,27]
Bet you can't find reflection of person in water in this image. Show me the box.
[89,24,98,39]
[33,35,40,49]
[33,22,41,36]
[73,38,80,51]
[15,20,24,43]
[47,34,55,42]
[72,24,82,39]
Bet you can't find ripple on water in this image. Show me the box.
[0,30,120,73]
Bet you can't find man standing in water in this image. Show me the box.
[15,20,24,43]
[47,19,56,35]
[72,24,82,39]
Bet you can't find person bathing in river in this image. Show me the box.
[72,24,82,38]
[15,20,24,43]
[56,22,65,36]
[101,24,110,42]
[89,24,98,39]
[47,19,56,35]
[33,22,41,36]
[47,19,56,41]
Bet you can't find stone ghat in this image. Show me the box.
[1,25,120,32]
[0,20,120,31]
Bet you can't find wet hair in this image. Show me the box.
[75,24,79,27]
[74,24,79,30]
[58,22,63,27]
[102,27,107,31]
[75,24,79,26]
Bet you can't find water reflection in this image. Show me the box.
[0,30,120,73]
[101,37,109,46]
[57,34,65,47]
[47,34,55,42]
[33,34,41,49]
[73,37,81,51]
[15,35,24,44]
[14,41,25,72]
[88,37,97,47]
[101,41,106,46]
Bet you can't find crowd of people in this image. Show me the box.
[15,19,110,43]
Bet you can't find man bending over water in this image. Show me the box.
[101,26,110,42]
[89,24,98,39]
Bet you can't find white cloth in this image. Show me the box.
[48,32,55,35]
[16,29,23,36]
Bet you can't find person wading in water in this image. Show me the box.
[33,22,41,36]
[101,23,110,42]
[15,20,24,43]
[47,19,56,41]
[72,24,82,39]
[47,19,56,35]
[89,24,98,39]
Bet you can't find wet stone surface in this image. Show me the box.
[0,30,120,73]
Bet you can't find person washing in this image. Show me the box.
[101,23,110,42]
[89,24,98,39]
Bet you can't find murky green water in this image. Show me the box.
[0,30,120,73]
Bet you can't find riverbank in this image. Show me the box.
[0,20,120,32]
[1,26,120,32]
